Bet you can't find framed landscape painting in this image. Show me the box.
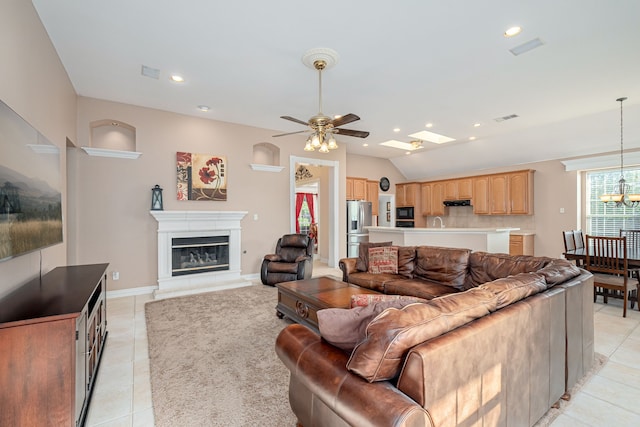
[0,99,63,261]
[176,152,227,201]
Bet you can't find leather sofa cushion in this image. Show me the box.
[356,241,392,272]
[317,298,424,352]
[397,246,416,278]
[267,262,299,274]
[413,246,471,290]
[464,252,552,289]
[384,278,459,300]
[478,272,547,309]
[346,272,400,292]
[536,259,581,287]
[347,287,497,382]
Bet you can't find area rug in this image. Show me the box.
[146,284,607,427]
[145,284,296,427]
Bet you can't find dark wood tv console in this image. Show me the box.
[0,263,109,427]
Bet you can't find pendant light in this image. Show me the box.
[600,97,640,207]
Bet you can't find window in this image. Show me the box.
[298,199,312,234]
[586,168,640,236]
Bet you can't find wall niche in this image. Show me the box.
[81,119,142,159]
[250,142,284,172]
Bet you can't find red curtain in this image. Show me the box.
[295,193,305,233]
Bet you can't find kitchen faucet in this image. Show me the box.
[433,216,445,228]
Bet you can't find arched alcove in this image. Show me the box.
[82,119,141,159]
[250,142,284,172]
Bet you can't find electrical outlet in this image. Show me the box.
[559,207,565,214]
[112,271,120,281]
[253,213,259,221]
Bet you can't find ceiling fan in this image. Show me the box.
[273,48,370,153]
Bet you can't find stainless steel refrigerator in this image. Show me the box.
[347,200,372,257]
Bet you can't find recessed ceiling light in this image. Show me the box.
[197,105,210,112]
[473,123,481,127]
[504,26,522,37]
[405,152,411,155]
[363,143,369,147]
[393,128,401,132]
[170,74,185,83]
[408,130,455,144]
[469,136,476,141]
[425,123,433,128]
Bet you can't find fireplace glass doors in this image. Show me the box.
[171,235,229,276]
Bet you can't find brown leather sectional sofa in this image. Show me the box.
[275,245,594,427]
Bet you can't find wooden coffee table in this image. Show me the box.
[276,276,381,332]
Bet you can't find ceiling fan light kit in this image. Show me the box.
[274,48,369,153]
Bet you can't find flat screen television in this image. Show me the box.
[0,99,63,261]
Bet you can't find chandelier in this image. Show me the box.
[600,97,640,207]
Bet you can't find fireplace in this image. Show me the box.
[172,235,229,276]
[150,210,248,299]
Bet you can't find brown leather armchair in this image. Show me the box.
[261,234,313,286]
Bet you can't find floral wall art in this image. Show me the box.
[176,152,227,201]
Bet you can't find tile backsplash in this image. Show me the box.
[425,206,535,231]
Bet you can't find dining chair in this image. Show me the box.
[573,229,585,249]
[619,229,640,309]
[563,230,576,252]
[585,235,628,317]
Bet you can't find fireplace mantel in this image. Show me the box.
[150,210,249,299]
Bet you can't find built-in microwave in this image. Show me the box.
[396,206,414,220]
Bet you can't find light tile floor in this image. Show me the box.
[86,264,640,426]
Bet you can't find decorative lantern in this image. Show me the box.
[151,185,163,210]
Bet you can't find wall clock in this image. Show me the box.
[379,177,390,192]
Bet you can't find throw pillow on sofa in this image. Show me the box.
[368,246,399,274]
[350,294,428,308]
[355,241,392,272]
[317,298,424,352]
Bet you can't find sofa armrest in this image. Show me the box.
[276,324,431,427]
[339,257,359,282]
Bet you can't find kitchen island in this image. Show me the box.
[366,226,520,254]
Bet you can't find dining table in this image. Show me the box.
[564,247,640,268]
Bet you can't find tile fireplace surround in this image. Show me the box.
[150,210,249,299]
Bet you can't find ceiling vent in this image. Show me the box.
[509,38,545,56]
[141,65,160,79]
[494,114,519,122]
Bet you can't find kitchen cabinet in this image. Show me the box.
[367,180,379,215]
[489,170,534,215]
[0,264,109,427]
[443,178,473,201]
[509,234,535,256]
[346,177,367,200]
[421,183,432,215]
[396,183,418,207]
[472,176,490,214]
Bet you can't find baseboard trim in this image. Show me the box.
[107,285,157,299]
[106,274,260,299]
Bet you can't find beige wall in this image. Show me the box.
[72,97,356,291]
[0,0,76,297]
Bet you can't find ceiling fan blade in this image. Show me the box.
[331,113,360,128]
[334,128,370,138]
[272,130,308,137]
[281,116,310,126]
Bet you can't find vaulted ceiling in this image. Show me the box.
[32,0,640,180]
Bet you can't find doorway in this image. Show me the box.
[290,156,339,267]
